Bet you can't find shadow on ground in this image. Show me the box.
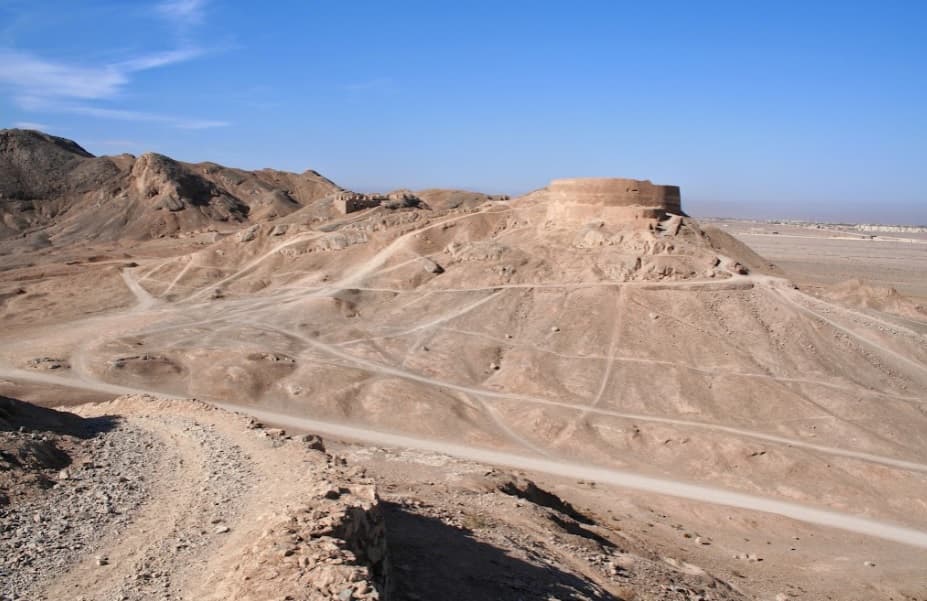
[382,501,621,601]
[0,395,119,438]
[1,395,120,504]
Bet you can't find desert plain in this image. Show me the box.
[2,129,926,600]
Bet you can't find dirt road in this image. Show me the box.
[3,359,926,550]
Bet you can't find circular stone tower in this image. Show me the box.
[545,178,681,224]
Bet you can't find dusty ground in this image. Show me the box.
[1,204,925,598]
[2,138,927,599]
[704,219,927,305]
[333,440,927,601]
[1,395,387,601]
[4,393,768,601]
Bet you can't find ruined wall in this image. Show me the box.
[333,191,382,214]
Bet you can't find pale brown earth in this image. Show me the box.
[705,219,927,307]
[2,132,927,600]
[2,395,388,601]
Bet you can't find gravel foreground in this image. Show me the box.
[1,394,762,601]
[1,395,386,601]
[1,421,158,598]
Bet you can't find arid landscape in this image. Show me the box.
[2,129,927,600]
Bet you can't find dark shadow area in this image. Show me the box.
[547,514,616,549]
[0,394,119,438]
[496,476,596,525]
[383,501,622,601]
[1,395,120,504]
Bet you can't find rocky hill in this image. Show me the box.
[1,134,926,599]
[0,129,342,242]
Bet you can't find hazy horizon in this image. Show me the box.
[1,1,924,224]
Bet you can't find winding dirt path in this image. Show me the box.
[2,362,927,550]
[33,397,372,601]
[120,269,157,311]
[224,404,927,550]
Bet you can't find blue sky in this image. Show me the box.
[1,1,925,223]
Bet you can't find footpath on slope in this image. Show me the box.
[1,395,388,601]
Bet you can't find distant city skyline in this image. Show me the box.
[1,1,924,223]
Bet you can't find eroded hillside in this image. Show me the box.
[2,135,926,600]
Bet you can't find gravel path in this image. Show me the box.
[1,396,385,601]
[1,413,256,601]
[1,421,159,600]
[38,415,255,601]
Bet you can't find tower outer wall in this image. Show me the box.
[546,178,681,223]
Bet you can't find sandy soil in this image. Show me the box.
[704,219,927,305]
[2,194,926,598]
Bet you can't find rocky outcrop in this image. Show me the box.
[0,395,100,506]
[0,129,95,201]
[129,153,247,218]
[220,474,389,600]
[0,129,341,242]
[413,189,509,211]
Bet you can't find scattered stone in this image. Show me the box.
[338,586,354,600]
[238,225,260,242]
[299,434,326,452]
[26,357,71,370]
[420,257,444,274]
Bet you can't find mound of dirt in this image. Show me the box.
[0,396,106,505]
[825,279,927,319]
[460,469,594,524]
[700,225,782,277]
[413,188,509,211]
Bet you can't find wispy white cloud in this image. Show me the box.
[116,47,205,72]
[12,121,52,131]
[0,1,225,129]
[20,97,228,129]
[67,104,228,129]
[155,0,208,27]
[0,46,208,102]
[0,48,126,99]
